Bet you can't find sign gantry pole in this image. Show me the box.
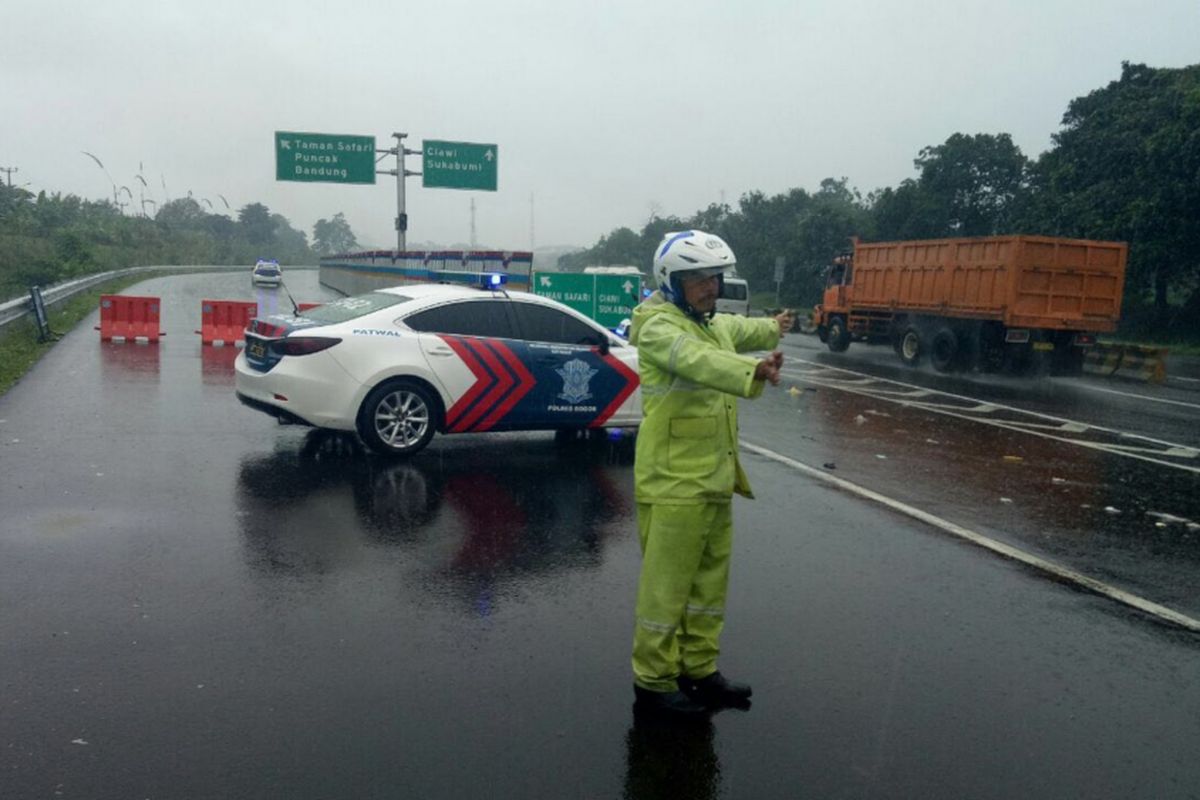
[377,133,422,253]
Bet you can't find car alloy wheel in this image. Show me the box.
[359,380,438,456]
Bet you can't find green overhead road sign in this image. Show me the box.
[275,131,376,184]
[532,272,642,329]
[422,139,498,191]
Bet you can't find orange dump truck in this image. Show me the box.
[813,235,1127,375]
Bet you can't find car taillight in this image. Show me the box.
[269,337,342,356]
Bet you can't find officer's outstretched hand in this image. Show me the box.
[755,351,784,386]
[775,308,796,335]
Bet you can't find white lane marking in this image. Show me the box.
[861,397,1200,475]
[1173,376,1200,384]
[782,360,1199,471]
[1071,382,1200,410]
[742,441,1200,633]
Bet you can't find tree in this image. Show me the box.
[558,226,645,271]
[870,133,1029,240]
[312,212,359,256]
[271,214,313,263]
[237,202,275,246]
[1025,62,1200,312]
[869,180,945,240]
[913,133,1029,236]
[154,197,207,231]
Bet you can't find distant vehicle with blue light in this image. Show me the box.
[251,259,282,287]
[235,278,641,456]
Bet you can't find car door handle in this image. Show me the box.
[427,347,456,357]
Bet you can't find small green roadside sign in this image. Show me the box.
[275,131,376,184]
[533,272,642,329]
[422,140,498,191]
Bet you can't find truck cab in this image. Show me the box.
[814,252,853,348]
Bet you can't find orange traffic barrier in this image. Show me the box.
[196,299,258,346]
[96,294,164,342]
[297,302,322,312]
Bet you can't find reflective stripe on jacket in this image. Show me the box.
[630,292,781,504]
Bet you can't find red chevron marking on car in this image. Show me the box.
[589,352,639,427]
[455,339,517,433]
[475,341,536,431]
[441,336,495,431]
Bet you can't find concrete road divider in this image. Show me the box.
[1083,342,1167,384]
[95,295,164,342]
[197,300,258,346]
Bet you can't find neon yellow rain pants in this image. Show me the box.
[632,502,733,693]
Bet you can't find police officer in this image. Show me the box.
[629,230,794,715]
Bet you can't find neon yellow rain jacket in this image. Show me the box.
[629,292,781,505]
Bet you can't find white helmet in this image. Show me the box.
[652,230,736,301]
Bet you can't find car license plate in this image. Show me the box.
[248,341,267,359]
[1033,342,1055,352]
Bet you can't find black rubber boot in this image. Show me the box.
[633,685,710,716]
[679,671,753,709]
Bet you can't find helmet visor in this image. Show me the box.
[678,265,729,282]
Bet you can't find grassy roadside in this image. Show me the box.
[0,273,169,397]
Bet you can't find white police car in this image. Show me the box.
[234,281,641,456]
[251,259,282,287]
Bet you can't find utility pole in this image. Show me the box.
[529,191,535,252]
[377,133,422,253]
[0,166,17,187]
[470,197,476,248]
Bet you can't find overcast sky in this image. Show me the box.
[3,0,1197,253]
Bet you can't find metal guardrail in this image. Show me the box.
[0,265,315,332]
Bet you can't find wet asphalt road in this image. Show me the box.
[2,272,1198,799]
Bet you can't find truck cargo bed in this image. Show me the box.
[849,236,1125,331]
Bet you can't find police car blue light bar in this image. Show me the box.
[482,273,507,288]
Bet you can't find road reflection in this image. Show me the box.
[235,431,636,609]
[622,708,720,800]
[199,344,240,386]
[99,340,161,380]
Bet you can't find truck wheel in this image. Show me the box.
[930,328,959,373]
[898,327,922,367]
[826,317,851,352]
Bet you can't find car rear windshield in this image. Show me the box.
[302,292,412,324]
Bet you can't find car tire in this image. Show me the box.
[826,316,851,353]
[898,327,922,367]
[357,379,440,457]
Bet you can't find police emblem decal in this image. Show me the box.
[556,358,598,404]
